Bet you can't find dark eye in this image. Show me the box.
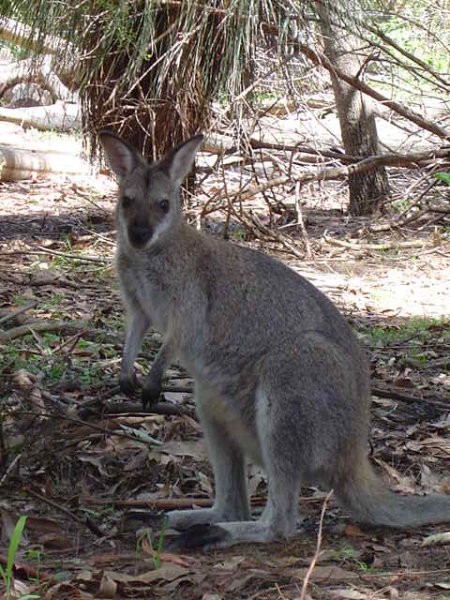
[159,199,169,213]
[122,195,133,209]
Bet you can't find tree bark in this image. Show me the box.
[316,2,390,215]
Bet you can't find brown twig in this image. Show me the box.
[247,211,306,260]
[82,494,324,510]
[0,320,121,344]
[299,490,333,600]
[24,487,105,537]
[2,248,110,265]
[371,386,449,409]
[211,148,450,212]
[0,301,38,326]
[52,328,89,355]
[16,410,163,444]
[323,235,429,251]
[294,181,313,259]
[103,400,196,419]
[0,453,22,487]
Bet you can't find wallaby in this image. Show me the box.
[100,131,450,549]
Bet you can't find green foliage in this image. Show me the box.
[11,294,32,306]
[328,542,377,573]
[328,543,359,563]
[435,172,450,186]
[25,549,42,585]
[0,516,40,600]
[379,12,449,73]
[0,39,29,60]
[136,519,168,571]
[3,331,113,388]
[365,317,449,347]
[359,317,450,371]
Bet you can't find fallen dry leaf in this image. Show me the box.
[157,439,207,461]
[291,565,361,583]
[98,571,118,598]
[328,588,368,599]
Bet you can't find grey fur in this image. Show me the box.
[100,131,450,548]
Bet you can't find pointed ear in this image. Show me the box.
[99,132,142,179]
[165,134,203,185]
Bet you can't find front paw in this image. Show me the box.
[119,373,139,398]
[141,377,162,408]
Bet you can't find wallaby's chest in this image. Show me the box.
[118,253,171,333]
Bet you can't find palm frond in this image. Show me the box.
[1,0,296,159]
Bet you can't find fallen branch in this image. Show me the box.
[17,409,162,446]
[0,320,89,343]
[323,235,428,251]
[0,143,87,181]
[0,16,76,58]
[0,300,38,325]
[1,248,108,264]
[82,494,323,510]
[24,486,105,538]
[371,386,449,409]
[215,148,450,207]
[0,102,80,134]
[78,385,196,419]
[207,134,450,168]
[94,400,196,419]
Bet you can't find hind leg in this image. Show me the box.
[172,386,302,548]
[167,388,250,530]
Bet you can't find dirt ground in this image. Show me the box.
[0,121,449,599]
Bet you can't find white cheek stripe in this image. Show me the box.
[149,218,169,245]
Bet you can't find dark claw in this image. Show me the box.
[141,378,162,408]
[167,524,230,550]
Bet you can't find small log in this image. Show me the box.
[0,144,88,181]
[0,101,80,132]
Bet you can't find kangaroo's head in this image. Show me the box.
[99,132,203,250]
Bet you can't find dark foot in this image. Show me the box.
[141,378,163,408]
[167,524,230,551]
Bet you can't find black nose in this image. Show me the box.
[129,225,152,248]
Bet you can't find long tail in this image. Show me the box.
[336,458,450,527]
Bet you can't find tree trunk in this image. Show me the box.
[316,2,390,216]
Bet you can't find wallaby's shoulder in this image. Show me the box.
[181,222,313,291]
